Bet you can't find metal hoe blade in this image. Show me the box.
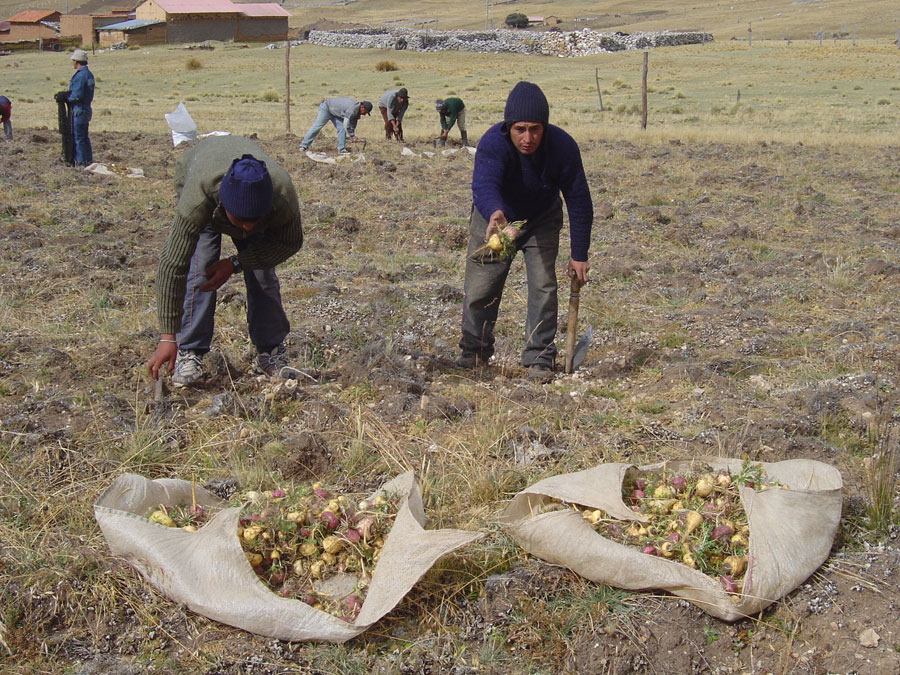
[571,324,592,371]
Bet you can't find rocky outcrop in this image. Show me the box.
[304,27,713,56]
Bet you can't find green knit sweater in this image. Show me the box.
[156,136,302,333]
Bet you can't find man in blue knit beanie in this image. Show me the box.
[458,81,593,381]
[147,136,303,387]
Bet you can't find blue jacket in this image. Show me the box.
[67,66,94,113]
[472,122,593,261]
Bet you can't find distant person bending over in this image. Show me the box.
[458,81,593,382]
[435,97,468,147]
[147,136,303,387]
[0,95,11,141]
[55,49,94,166]
[378,87,409,141]
[299,97,372,154]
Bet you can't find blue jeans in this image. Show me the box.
[299,101,346,151]
[71,107,92,166]
[459,199,563,368]
[177,223,290,354]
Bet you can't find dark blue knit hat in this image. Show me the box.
[503,81,549,127]
[219,154,273,221]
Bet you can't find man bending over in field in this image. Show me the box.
[147,136,303,387]
[457,81,593,382]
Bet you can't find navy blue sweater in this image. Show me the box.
[472,122,593,261]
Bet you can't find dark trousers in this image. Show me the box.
[459,199,563,367]
[177,223,290,354]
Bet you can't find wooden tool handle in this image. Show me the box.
[564,276,582,374]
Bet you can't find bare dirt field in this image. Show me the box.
[1,124,899,673]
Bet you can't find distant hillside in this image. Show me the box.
[2,0,898,41]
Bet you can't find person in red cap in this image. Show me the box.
[147,136,303,386]
[458,81,593,382]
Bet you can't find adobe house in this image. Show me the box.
[97,18,167,46]
[236,3,290,42]
[134,0,288,44]
[60,9,135,47]
[5,10,61,41]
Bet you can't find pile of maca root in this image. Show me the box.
[554,461,785,599]
[146,482,399,621]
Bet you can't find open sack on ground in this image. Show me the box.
[95,471,481,642]
[499,458,842,621]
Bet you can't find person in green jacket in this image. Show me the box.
[435,97,468,147]
[147,136,303,387]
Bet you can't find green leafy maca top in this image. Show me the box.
[156,136,302,333]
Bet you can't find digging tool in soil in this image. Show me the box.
[564,276,590,373]
[147,373,174,420]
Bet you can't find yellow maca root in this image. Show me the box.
[149,510,176,527]
[472,220,526,260]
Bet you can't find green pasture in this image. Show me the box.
[3,39,898,146]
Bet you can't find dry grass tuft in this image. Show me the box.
[864,425,899,534]
[185,56,203,70]
[374,60,399,72]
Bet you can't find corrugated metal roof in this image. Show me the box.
[143,0,240,15]
[238,3,289,17]
[7,9,60,23]
[98,18,165,31]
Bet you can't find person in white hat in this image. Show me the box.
[55,49,94,165]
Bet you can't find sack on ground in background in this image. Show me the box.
[499,458,842,621]
[95,471,481,642]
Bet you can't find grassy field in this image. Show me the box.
[1,18,899,675]
[2,39,899,147]
[3,0,900,40]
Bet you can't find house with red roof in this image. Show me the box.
[5,9,61,41]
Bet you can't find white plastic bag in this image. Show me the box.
[500,458,842,621]
[164,103,198,147]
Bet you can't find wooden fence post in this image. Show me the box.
[640,51,648,131]
[284,40,291,134]
[595,68,604,111]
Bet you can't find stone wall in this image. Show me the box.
[305,27,713,56]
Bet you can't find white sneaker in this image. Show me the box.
[172,350,204,387]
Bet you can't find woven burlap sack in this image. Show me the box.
[95,471,481,642]
[499,458,842,621]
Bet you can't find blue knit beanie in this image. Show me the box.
[219,154,273,221]
[503,81,549,127]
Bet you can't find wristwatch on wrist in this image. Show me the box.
[229,255,242,273]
